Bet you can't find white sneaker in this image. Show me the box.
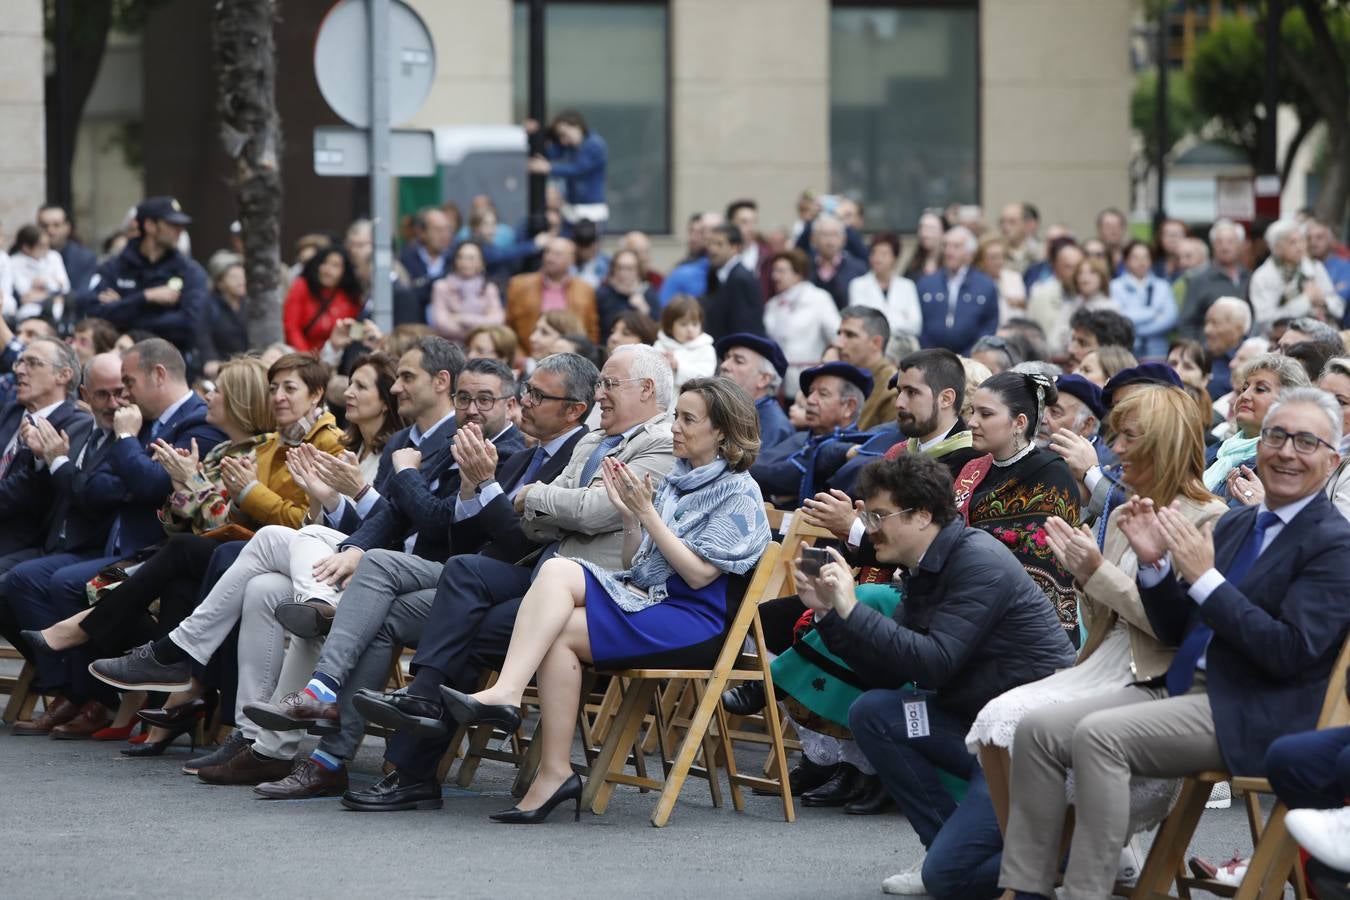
[1206,781,1232,809]
[1117,835,1143,886]
[1286,806,1350,870]
[881,856,927,895]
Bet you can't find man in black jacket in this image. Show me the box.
[700,223,765,341]
[804,454,1074,898]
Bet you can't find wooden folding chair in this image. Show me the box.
[0,650,38,724]
[1130,637,1350,900]
[580,541,795,827]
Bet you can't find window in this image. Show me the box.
[512,2,670,233]
[830,4,979,231]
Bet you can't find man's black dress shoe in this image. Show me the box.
[801,763,868,807]
[720,681,767,716]
[844,775,895,815]
[341,771,443,812]
[752,757,838,796]
[352,687,449,737]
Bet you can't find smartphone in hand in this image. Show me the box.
[800,546,830,577]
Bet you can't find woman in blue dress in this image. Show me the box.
[442,376,771,823]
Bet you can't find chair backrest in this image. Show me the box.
[1317,635,1350,728]
[776,512,839,592]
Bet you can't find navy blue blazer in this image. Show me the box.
[916,268,999,355]
[44,426,122,554]
[342,420,526,563]
[104,392,226,555]
[700,263,765,342]
[449,425,588,564]
[0,399,94,554]
[1140,492,1350,776]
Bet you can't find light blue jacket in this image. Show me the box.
[1110,273,1177,359]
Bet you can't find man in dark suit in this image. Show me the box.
[0,336,92,560]
[999,387,1350,899]
[4,343,225,737]
[917,226,999,354]
[396,206,456,323]
[85,337,470,779]
[751,362,873,508]
[333,346,676,811]
[700,223,765,341]
[807,213,868,310]
[240,352,597,798]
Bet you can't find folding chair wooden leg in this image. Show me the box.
[648,668,737,827]
[583,678,659,815]
[1131,775,1217,899]
[750,612,795,823]
[2,660,36,724]
[1232,803,1302,900]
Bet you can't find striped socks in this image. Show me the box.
[310,749,342,771]
[304,672,339,704]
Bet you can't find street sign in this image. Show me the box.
[313,126,435,177]
[313,0,435,128]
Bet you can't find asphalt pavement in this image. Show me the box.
[0,722,1269,900]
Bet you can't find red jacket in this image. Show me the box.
[282,278,363,352]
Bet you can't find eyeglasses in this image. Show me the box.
[14,355,51,370]
[597,376,645,393]
[452,392,511,411]
[1259,426,1336,455]
[859,507,914,530]
[90,388,124,404]
[520,385,579,407]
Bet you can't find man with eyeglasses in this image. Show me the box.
[786,453,1074,898]
[315,345,675,811]
[1000,387,1350,899]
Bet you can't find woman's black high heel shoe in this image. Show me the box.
[438,685,522,733]
[490,774,583,824]
[120,715,199,757]
[137,696,209,728]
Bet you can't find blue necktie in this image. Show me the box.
[508,446,549,499]
[578,434,623,486]
[1165,510,1281,696]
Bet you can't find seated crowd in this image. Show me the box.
[0,188,1348,900]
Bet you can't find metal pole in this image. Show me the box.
[527,0,547,238]
[53,0,72,209]
[1154,15,1168,225]
[1260,0,1283,177]
[369,0,393,330]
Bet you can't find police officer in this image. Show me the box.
[75,197,207,358]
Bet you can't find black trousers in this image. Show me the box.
[79,533,219,655]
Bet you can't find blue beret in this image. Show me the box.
[1101,362,1183,409]
[799,361,874,399]
[1054,374,1105,420]
[714,333,789,378]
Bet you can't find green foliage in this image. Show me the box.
[1132,72,1204,155]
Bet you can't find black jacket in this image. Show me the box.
[810,251,870,311]
[1141,493,1350,776]
[74,242,208,355]
[700,263,765,341]
[449,425,588,564]
[817,518,1076,720]
[199,292,251,365]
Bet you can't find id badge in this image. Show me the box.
[902,691,930,739]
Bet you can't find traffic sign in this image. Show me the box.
[313,0,435,128]
[313,126,435,177]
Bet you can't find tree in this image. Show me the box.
[1132,72,1205,159]
[1278,1,1350,226]
[212,0,284,348]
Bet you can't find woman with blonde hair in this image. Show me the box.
[1075,344,1137,388]
[968,385,1227,868]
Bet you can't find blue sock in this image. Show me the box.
[304,673,339,703]
[310,749,342,771]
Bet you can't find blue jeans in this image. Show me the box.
[849,688,977,846]
[922,767,1004,899]
[1266,726,1350,809]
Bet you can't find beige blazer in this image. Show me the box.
[1078,493,1229,681]
[521,411,675,571]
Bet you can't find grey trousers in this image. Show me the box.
[253,549,442,759]
[998,682,1224,899]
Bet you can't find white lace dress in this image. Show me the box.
[964,549,1181,834]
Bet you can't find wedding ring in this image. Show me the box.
[1243,490,1253,498]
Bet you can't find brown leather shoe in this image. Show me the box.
[242,691,339,735]
[197,748,293,785]
[11,695,78,736]
[50,701,114,740]
[254,757,349,799]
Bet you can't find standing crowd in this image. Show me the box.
[1,113,1349,898]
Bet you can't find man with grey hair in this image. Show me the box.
[1000,386,1350,899]
[809,212,869,310]
[1250,220,1340,331]
[316,348,676,812]
[716,332,794,448]
[751,360,873,507]
[917,226,999,354]
[1179,219,1251,339]
[1204,296,1254,398]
